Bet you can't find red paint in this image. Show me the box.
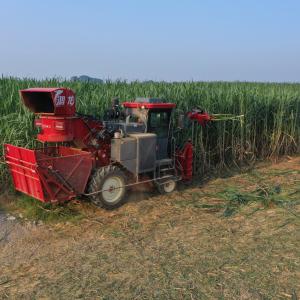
[176,142,193,181]
[20,88,76,116]
[35,116,75,142]
[4,144,93,203]
[187,111,213,127]
[6,88,112,203]
[123,102,176,109]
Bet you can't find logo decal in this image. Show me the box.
[54,90,65,106]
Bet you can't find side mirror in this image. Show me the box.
[177,114,185,129]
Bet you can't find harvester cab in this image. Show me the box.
[122,98,176,160]
[5,88,214,209]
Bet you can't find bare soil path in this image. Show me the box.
[0,157,299,299]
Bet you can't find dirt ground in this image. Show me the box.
[0,157,299,300]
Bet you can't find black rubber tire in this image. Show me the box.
[157,179,177,194]
[88,165,126,209]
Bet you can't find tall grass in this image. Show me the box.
[0,77,299,188]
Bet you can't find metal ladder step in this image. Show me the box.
[159,167,174,173]
[156,158,173,166]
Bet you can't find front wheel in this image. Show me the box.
[88,166,126,209]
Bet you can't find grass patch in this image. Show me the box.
[109,229,127,238]
[174,182,300,218]
[264,169,300,176]
[218,184,300,217]
[2,194,83,223]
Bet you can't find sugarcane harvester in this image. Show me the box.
[4,88,214,209]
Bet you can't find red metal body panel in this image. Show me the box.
[20,88,76,116]
[72,118,104,149]
[123,102,176,109]
[34,115,107,150]
[35,116,75,142]
[176,142,193,181]
[4,144,45,201]
[4,144,94,203]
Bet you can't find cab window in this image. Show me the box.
[148,111,170,137]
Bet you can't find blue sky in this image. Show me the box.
[0,0,299,82]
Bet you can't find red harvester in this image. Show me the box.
[4,88,212,209]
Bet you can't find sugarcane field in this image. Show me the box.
[0,1,300,299]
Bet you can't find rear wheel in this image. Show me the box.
[88,166,126,209]
[157,178,177,194]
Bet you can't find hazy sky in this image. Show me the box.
[0,0,299,82]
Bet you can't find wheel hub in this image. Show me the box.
[163,180,176,193]
[102,176,124,203]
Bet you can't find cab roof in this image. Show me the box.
[123,97,176,109]
[20,87,68,93]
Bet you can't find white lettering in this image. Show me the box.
[67,96,75,106]
[54,90,65,106]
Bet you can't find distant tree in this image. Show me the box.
[71,75,103,83]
